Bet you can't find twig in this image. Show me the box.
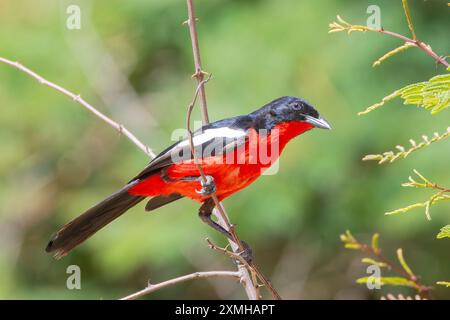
[184,0,240,251]
[384,169,450,220]
[0,56,156,158]
[206,238,250,267]
[185,77,245,251]
[329,8,449,68]
[206,239,282,300]
[184,64,258,301]
[376,29,449,68]
[120,270,242,300]
[184,0,281,300]
[186,0,210,124]
[362,128,450,164]
[401,0,416,40]
[348,234,432,299]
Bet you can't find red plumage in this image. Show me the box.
[128,122,313,202]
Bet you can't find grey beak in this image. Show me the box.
[304,115,332,130]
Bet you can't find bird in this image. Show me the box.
[46,96,331,259]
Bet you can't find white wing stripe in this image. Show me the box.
[177,128,247,148]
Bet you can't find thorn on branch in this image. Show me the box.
[182,17,199,26]
[192,69,209,79]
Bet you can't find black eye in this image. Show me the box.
[291,102,302,110]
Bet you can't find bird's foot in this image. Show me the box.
[195,175,216,196]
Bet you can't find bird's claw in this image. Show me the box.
[195,175,216,196]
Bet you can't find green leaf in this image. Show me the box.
[341,230,362,250]
[437,225,450,239]
[397,248,415,278]
[372,43,414,67]
[402,0,416,40]
[364,128,450,164]
[356,276,417,288]
[437,281,450,287]
[371,233,380,254]
[359,72,450,115]
[361,258,387,268]
[344,243,361,250]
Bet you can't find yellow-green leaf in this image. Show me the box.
[359,72,450,115]
[371,233,380,254]
[437,225,450,239]
[397,248,415,278]
[437,281,450,287]
[356,276,417,288]
[361,258,387,268]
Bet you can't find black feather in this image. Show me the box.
[46,182,145,259]
[145,193,183,211]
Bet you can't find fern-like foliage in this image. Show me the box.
[372,43,415,67]
[362,127,450,164]
[340,230,432,296]
[437,225,450,239]
[359,71,450,115]
[437,281,450,287]
[333,1,449,299]
[356,276,417,289]
[385,170,450,222]
[329,15,374,34]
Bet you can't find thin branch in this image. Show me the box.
[185,77,245,252]
[329,15,449,68]
[0,56,156,158]
[184,0,257,300]
[186,0,210,124]
[185,0,241,252]
[185,74,214,186]
[120,270,242,300]
[206,238,282,300]
[379,29,448,67]
[401,0,417,40]
[359,244,432,297]
[184,69,259,301]
[362,127,450,164]
[184,0,281,300]
[341,231,432,298]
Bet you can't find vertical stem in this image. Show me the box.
[401,0,416,40]
[186,0,210,124]
[185,0,259,300]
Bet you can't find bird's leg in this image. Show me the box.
[199,198,233,239]
[238,240,253,264]
[199,198,253,263]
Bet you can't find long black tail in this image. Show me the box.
[46,182,145,259]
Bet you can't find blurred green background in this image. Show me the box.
[0,0,448,299]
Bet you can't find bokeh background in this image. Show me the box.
[0,0,448,299]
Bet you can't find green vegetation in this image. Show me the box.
[332,0,449,299]
[0,0,448,299]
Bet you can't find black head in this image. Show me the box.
[252,96,331,130]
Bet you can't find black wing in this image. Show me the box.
[130,115,254,181]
